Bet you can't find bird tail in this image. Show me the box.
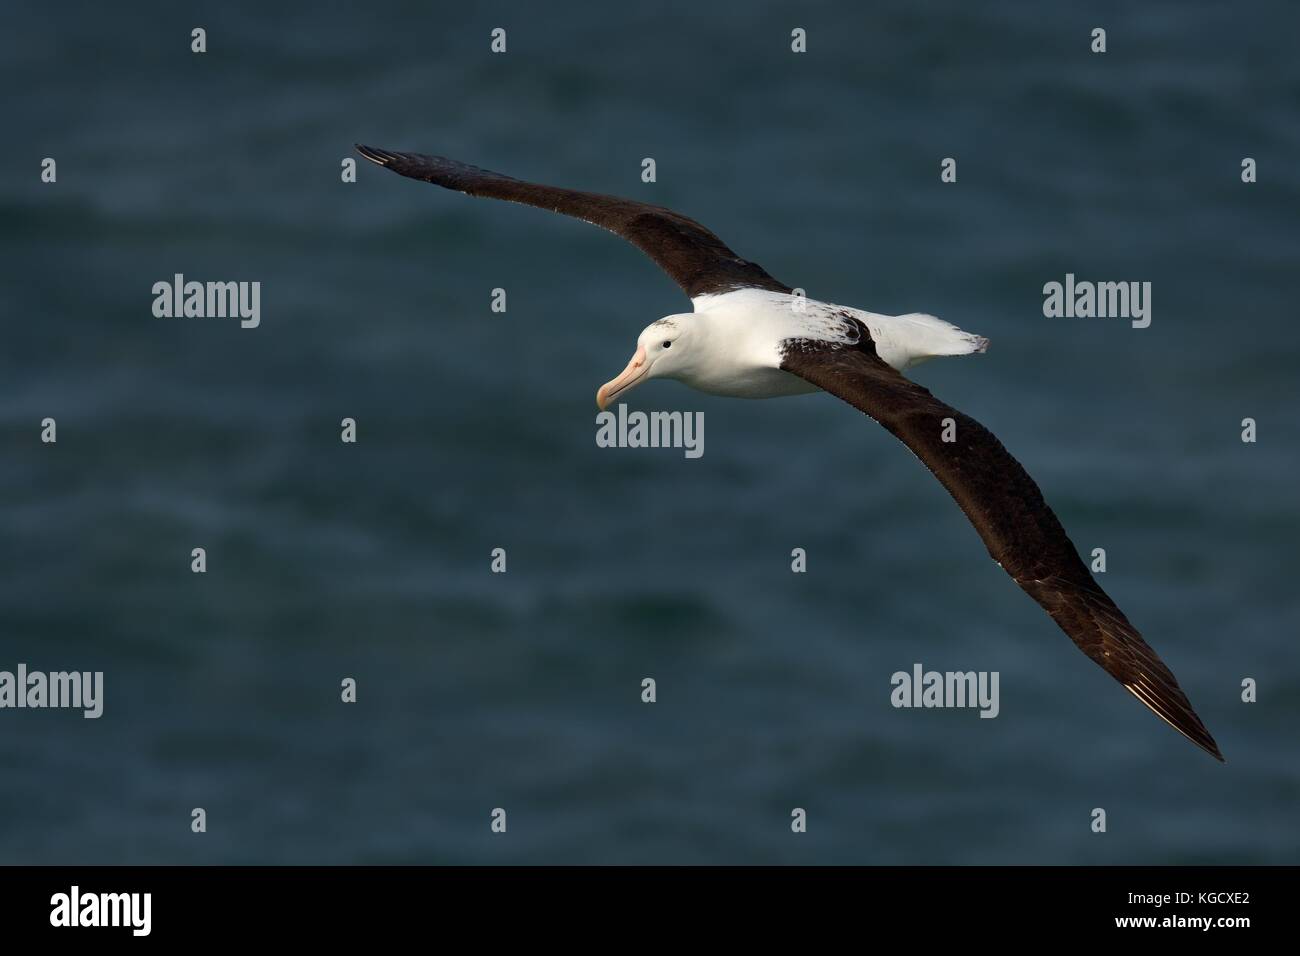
[893,313,989,366]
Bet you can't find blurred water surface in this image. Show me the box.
[1,1,1297,863]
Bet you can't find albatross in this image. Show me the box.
[356,144,1223,762]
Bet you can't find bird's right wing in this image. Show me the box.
[355,145,792,300]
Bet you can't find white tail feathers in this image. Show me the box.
[862,312,990,370]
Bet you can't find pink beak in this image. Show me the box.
[596,345,649,410]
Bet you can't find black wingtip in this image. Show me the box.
[1197,731,1226,763]
[1185,717,1225,763]
[1206,733,1226,763]
[355,143,394,166]
[1124,682,1225,762]
[1188,732,1225,763]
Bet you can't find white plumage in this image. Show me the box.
[624,289,990,401]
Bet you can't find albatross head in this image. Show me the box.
[596,316,694,410]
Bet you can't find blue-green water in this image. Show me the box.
[1,2,1297,863]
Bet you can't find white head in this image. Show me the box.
[596,315,696,409]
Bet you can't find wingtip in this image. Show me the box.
[355,143,393,166]
[1122,681,1224,763]
[1191,734,1225,763]
[1197,731,1226,763]
[1205,734,1226,763]
[1169,720,1225,763]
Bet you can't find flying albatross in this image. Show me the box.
[355,144,1223,762]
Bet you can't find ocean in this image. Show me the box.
[1,1,1296,863]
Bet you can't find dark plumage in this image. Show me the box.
[355,145,790,298]
[780,341,1222,760]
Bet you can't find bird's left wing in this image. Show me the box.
[780,340,1223,761]
[355,145,791,299]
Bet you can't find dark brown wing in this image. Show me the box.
[781,342,1223,761]
[355,145,791,299]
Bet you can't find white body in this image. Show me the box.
[664,289,988,399]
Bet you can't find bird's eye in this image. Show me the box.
[662,340,672,349]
